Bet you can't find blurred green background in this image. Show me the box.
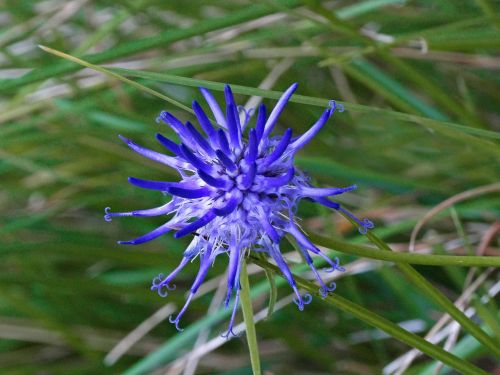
[0,0,499,374]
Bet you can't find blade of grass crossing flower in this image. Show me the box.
[250,256,489,375]
[107,68,500,145]
[34,49,500,155]
[240,261,262,375]
[38,45,193,114]
[364,230,500,358]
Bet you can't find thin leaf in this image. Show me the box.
[308,233,500,267]
[250,256,489,375]
[240,261,262,375]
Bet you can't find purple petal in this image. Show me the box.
[222,286,240,339]
[216,129,230,155]
[105,201,174,221]
[313,197,340,209]
[200,87,227,128]
[119,135,185,169]
[167,248,213,330]
[258,213,280,242]
[225,243,241,306]
[245,129,258,164]
[180,144,214,175]
[185,121,216,157]
[167,186,213,199]
[131,201,175,217]
[151,256,190,297]
[197,169,232,189]
[300,184,357,197]
[224,84,235,107]
[213,194,240,216]
[289,107,332,152]
[226,103,242,149]
[192,100,217,142]
[257,168,294,190]
[174,210,216,238]
[268,243,298,291]
[238,162,256,190]
[287,223,344,271]
[216,149,237,172]
[254,104,266,142]
[190,246,214,293]
[262,83,298,140]
[294,245,335,298]
[118,221,173,245]
[260,128,293,166]
[336,206,375,234]
[169,292,194,332]
[156,133,183,156]
[157,111,198,150]
[128,176,173,191]
[224,85,243,135]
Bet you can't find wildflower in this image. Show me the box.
[105,83,373,336]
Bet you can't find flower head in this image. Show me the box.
[105,83,373,335]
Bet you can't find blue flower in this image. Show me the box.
[105,83,373,336]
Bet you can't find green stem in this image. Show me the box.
[250,257,488,375]
[308,233,500,267]
[240,261,262,375]
[365,231,500,358]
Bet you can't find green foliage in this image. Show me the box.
[1,0,498,374]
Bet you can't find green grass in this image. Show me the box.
[0,0,499,374]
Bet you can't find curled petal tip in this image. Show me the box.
[334,257,346,272]
[104,207,112,222]
[151,274,165,287]
[358,219,375,234]
[329,100,345,113]
[320,282,337,298]
[169,315,184,332]
[221,329,239,340]
[363,219,375,228]
[293,292,312,311]
[293,299,305,311]
[303,293,313,304]
[157,287,169,298]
